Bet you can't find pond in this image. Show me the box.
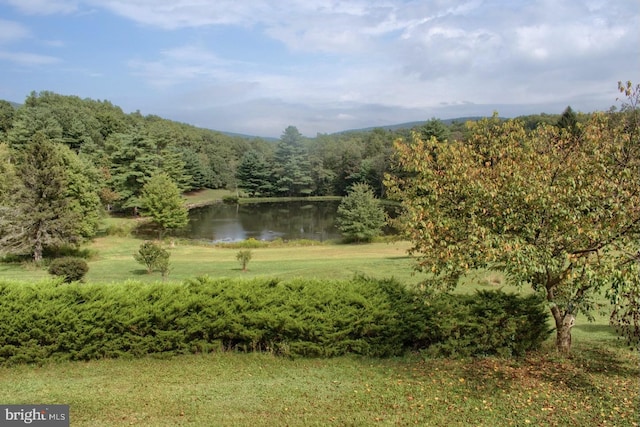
[183,200,343,243]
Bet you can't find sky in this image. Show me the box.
[0,1,638,137]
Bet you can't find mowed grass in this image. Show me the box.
[0,343,636,426]
[0,234,420,285]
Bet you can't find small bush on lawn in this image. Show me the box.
[47,257,89,283]
[134,242,170,274]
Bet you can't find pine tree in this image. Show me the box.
[1,133,80,262]
[336,183,387,242]
[236,150,275,196]
[273,126,313,196]
[106,127,159,212]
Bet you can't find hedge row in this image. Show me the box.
[0,277,550,364]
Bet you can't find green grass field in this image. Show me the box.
[0,211,638,426]
[0,343,636,426]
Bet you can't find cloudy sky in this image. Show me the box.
[0,0,637,137]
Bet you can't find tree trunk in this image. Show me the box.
[33,238,43,264]
[553,311,575,354]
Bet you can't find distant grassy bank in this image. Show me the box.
[182,188,343,208]
[183,188,236,208]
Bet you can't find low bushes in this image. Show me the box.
[0,278,549,365]
[423,290,551,357]
[47,257,89,283]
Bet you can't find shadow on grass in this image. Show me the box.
[458,343,638,399]
[131,269,152,275]
[569,344,639,377]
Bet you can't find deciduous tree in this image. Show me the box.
[386,103,640,353]
[140,173,189,240]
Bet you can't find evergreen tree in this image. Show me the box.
[417,118,451,142]
[140,173,189,240]
[106,127,159,212]
[0,100,15,141]
[557,105,579,136]
[0,133,80,262]
[273,126,313,196]
[236,150,275,196]
[59,145,104,238]
[336,183,387,242]
[180,147,208,191]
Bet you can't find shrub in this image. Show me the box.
[0,277,428,364]
[222,195,239,204]
[236,250,252,271]
[47,257,89,283]
[134,241,170,274]
[423,290,551,358]
[0,279,550,365]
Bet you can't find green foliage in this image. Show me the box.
[236,150,275,196]
[423,290,551,358]
[47,257,89,283]
[222,194,239,204]
[1,133,81,262]
[273,126,314,196]
[134,242,170,274]
[215,237,324,249]
[236,249,252,271]
[0,277,421,363]
[336,183,387,242]
[140,173,189,239]
[386,97,640,353]
[415,117,451,142]
[0,277,551,365]
[57,144,104,238]
[0,100,14,139]
[557,105,579,135]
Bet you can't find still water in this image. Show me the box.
[184,201,342,242]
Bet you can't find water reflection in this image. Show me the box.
[184,201,341,242]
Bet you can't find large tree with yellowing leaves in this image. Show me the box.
[385,84,640,354]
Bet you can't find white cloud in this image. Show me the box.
[90,0,272,29]
[0,50,61,65]
[128,45,249,88]
[0,19,31,44]
[1,0,79,15]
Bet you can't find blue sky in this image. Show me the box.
[0,0,638,137]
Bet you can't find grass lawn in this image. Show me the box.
[0,233,421,285]
[0,342,636,426]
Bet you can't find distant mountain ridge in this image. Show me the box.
[220,117,490,140]
[1,96,504,141]
[334,117,487,134]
